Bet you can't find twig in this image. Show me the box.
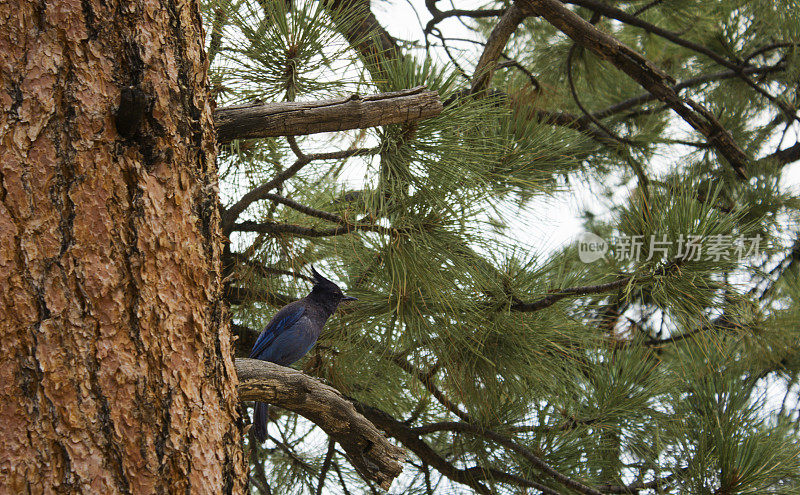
[266,433,316,473]
[412,421,605,495]
[221,147,378,232]
[462,467,563,495]
[354,402,496,495]
[511,277,631,312]
[424,7,507,38]
[388,353,473,423]
[315,440,336,495]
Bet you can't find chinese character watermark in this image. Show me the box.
[576,233,761,263]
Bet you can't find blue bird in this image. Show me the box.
[249,266,356,443]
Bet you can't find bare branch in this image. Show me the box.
[511,277,631,312]
[471,3,533,95]
[519,0,750,178]
[591,64,786,122]
[215,87,443,143]
[424,7,507,40]
[410,421,605,495]
[235,358,407,490]
[231,219,389,237]
[354,402,496,495]
[221,147,378,232]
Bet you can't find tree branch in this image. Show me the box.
[564,0,738,70]
[424,8,507,40]
[215,86,443,143]
[235,358,407,490]
[757,141,800,168]
[519,0,750,179]
[315,440,336,495]
[221,147,378,232]
[327,0,405,81]
[354,401,496,495]
[411,421,605,495]
[231,219,389,237]
[471,3,533,95]
[590,64,785,122]
[511,277,631,312]
[388,353,473,423]
[224,284,295,308]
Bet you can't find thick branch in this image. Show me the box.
[565,0,737,70]
[757,141,800,168]
[215,87,441,143]
[235,358,406,490]
[519,0,750,178]
[471,3,532,95]
[327,0,404,80]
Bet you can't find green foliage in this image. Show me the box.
[204,0,800,493]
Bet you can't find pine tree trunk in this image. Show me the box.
[0,1,245,493]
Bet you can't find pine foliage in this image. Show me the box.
[203,0,800,492]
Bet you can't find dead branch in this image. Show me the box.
[235,358,407,490]
[215,87,442,143]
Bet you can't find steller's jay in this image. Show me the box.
[249,266,356,443]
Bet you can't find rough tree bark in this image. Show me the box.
[0,1,245,493]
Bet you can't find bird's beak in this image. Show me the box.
[342,295,358,302]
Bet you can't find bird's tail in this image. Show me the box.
[252,402,269,443]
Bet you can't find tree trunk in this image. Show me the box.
[0,1,245,493]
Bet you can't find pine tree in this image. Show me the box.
[206,0,800,493]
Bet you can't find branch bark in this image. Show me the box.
[518,0,750,179]
[215,87,442,143]
[235,358,406,490]
[327,0,405,81]
[470,3,533,95]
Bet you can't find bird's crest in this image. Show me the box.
[310,265,340,292]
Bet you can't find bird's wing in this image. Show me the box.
[249,303,306,359]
